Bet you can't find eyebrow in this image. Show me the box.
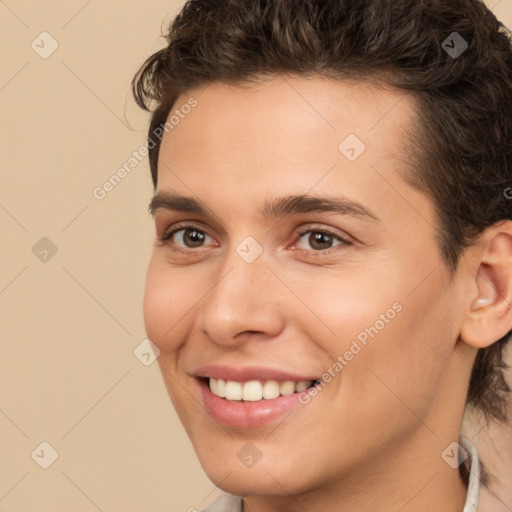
[148,191,381,223]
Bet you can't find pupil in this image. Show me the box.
[310,232,332,250]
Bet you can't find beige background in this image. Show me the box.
[1,1,511,511]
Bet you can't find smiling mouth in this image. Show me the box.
[204,377,320,402]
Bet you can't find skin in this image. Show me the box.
[143,75,512,512]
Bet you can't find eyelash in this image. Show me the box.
[156,222,352,256]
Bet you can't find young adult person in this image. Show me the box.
[132,1,512,510]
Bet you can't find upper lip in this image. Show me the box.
[194,364,319,382]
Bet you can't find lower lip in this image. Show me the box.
[198,379,306,428]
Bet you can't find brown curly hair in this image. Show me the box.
[131,0,512,425]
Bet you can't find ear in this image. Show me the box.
[460,220,512,349]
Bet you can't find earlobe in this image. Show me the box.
[460,221,512,349]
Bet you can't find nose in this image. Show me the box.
[196,251,286,346]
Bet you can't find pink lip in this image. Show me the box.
[194,364,318,382]
[197,378,308,428]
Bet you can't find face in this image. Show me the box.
[144,76,470,497]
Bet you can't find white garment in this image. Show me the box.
[460,436,480,512]
[200,493,243,512]
[201,437,480,512]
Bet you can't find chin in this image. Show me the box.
[195,444,318,497]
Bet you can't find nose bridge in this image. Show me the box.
[212,233,270,302]
[197,241,284,343]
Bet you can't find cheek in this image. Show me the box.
[345,272,457,422]
[301,263,455,413]
[143,258,191,352]
[143,260,203,424]
[290,264,404,354]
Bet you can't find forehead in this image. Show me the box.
[159,75,416,174]
[155,75,431,225]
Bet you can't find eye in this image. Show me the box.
[158,224,215,250]
[292,228,351,252]
[156,223,352,255]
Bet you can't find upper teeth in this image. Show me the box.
[209,378,313,401]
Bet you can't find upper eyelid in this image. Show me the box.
[154,209,358,236]
[161,221,345,237]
